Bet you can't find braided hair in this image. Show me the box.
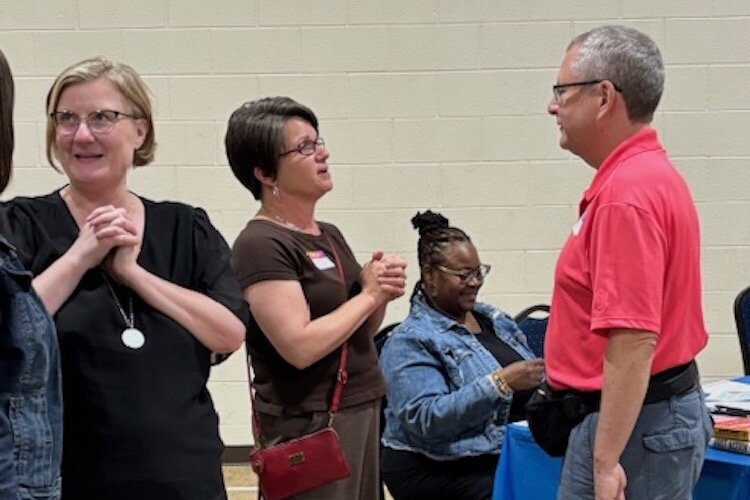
[411,210,472,297]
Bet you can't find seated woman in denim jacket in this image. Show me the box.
[379,211,544,500]
[0,49,62,499]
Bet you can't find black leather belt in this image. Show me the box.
[560,361,699,418]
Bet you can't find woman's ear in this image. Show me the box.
[133,119,148,149]
[253,166,276,188]
[422,266,437,296]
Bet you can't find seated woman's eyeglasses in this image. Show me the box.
[435,264,491,283]
[278,137,325,158]
[51,109,138,135]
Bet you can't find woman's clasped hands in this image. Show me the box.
[361,250,408,303]
[73,204,141,279]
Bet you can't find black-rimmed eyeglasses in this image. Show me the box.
[278,137,325,158]
[435,264,491,284]
[552,79,622,102]
[51,109,139,135]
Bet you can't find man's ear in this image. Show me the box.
[597,82,619,119]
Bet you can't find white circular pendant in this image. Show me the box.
[121,328,146,349]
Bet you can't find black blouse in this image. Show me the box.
[475,312,533,423]
[0,191,248,500]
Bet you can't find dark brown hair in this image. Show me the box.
[0,49,14,193]
[225,96,318,200]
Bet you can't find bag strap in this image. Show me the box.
[325,232,349,424]
[248,230,351,446]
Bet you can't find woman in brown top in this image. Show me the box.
[226,96,407,499]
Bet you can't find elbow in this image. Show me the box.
[214,319,246,354]
[285,352,315,371]
[277,346,320,370]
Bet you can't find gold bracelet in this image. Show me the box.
[491,370,514,396]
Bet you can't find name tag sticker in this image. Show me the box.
[307,250,335,270]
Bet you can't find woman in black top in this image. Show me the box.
[0,57,247,500]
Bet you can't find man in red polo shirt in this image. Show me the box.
[545,25,711,500]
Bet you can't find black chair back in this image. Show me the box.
[514,304,550,358]
[374,322,400,500]
[735,286,750,375]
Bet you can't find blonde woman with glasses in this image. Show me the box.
[0,57,248,500]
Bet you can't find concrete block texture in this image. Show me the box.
[3,1,750,445]
[168,0,256,28]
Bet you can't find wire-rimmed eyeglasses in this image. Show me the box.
[278,137,325,158]
[435,264,491,283]
[50,109,139,136]
[552,79,622,102]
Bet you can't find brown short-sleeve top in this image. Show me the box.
[231,219,386,415]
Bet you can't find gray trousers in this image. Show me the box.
[557,388,712,500]
[257,399,381,500]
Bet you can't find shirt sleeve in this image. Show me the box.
[191,208,249,325]
[230,225,300,289]
[588,201,666,335]
[0,201,38,270]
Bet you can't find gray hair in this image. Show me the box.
[568,25,664,123]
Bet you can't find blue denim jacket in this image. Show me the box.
[0,236,62,499]
[379,292,535,460]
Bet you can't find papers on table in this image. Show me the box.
[704,379,750,411]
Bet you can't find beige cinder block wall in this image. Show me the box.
[2,1,749,446]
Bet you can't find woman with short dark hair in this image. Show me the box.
[226,96,407,499]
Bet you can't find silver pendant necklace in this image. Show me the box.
[102,274,145,349]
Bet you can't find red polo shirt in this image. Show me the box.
[545,127,707,391]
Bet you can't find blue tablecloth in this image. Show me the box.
[493,376,750,500]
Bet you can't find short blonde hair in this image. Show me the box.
[45,56,156,169]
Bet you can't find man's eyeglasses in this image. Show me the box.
[552,79,622,102]
[278,137,325,158]
[435,264,491,283]
[51,109,139,136]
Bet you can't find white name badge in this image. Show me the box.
[307,250,335,270]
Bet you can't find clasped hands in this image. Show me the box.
[361,251,408,303]
[72,205,141,284]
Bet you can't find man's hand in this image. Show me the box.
[595,462,626,500]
